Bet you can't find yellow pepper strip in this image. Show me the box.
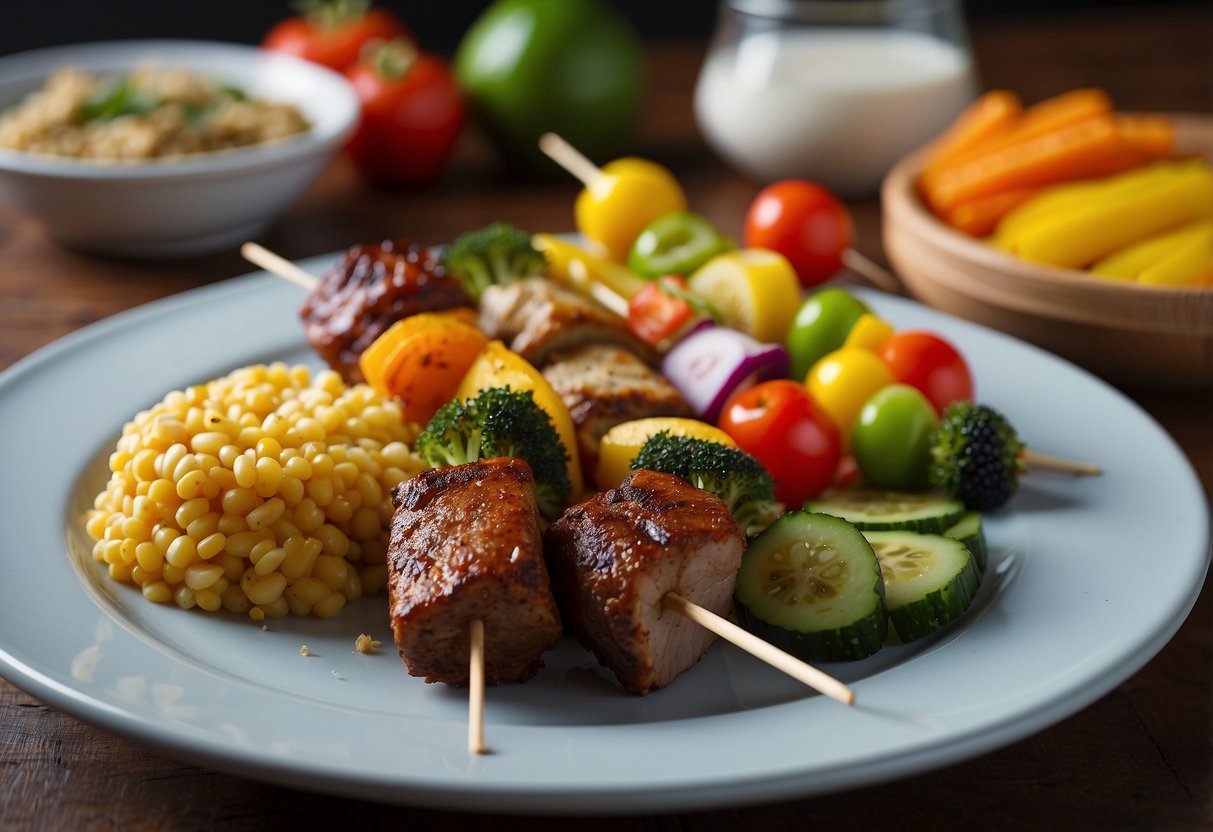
[1090,220,1213,282]
[993,161,1181,250]
[594,417,735,491]
[532,233,648,301]
[998,160,1213,269]
[1138,225,1213,287]
[454,340,584,498]
[842,313,895,352]
[357,312,487,426]
[687,249,802,344]
[573,157,687,262]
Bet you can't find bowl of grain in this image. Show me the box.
[881,113,1213,387]
[0,40,360,258]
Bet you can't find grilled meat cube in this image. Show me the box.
[300,240,474,385]
[544,469,746,695]
[541,344,692,477]
[478,277,657,368]
[387,457,563,686]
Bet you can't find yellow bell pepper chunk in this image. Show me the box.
[842,313,895,352]
[806,347,895,449]
[688,249,802,344]
[594,417,736,490]
[574,157,687,262]
[454,341,584,497]
[1138,225,1213,286]
[1091,219,1213,284]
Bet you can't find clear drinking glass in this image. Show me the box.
[694,0,977,196]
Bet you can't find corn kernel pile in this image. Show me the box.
[86,363,425,620]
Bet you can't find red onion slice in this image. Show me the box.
[661,325,789,421]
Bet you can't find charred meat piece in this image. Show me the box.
[301,240,473,384]
[541,344,692,477]
[387,458,563,686]
[544,469,746,695]
[478,277,657,369]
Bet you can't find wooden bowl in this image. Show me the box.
[881,114,1213,387]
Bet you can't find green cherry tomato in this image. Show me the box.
[850,384,939,490]
[786,288,869,380]
[627,211,732,278]
[454,0,645,175]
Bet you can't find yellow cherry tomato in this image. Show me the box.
[574,157,687,262]
[842,313,895,352]
[806,347,895,448]
[455,340,584,497]
[594,417,736,490]
[687,248,802,344]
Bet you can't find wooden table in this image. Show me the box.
[2,5,1210,829]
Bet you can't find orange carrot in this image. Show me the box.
[922,115,1123,211]
[943,187,1042,237]
[922,90,1022,174]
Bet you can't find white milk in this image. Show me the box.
[694,28,976,196]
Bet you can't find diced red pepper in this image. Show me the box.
[627,276,695,346]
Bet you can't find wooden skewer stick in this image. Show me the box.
[468,619,487,755]
[539,132,602,188]
[841,248,903,295]
[663,591,855,706]
[241,241,319,291]
[1022,448,1101,476]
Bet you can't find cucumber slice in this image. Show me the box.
[734,511,887,662]
[805,487,965,534]
[944,511,987,573]
[864,530,979,642]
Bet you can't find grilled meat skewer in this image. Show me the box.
[544,469,746,695]
[387,458,563,686]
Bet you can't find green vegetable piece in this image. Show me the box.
[850,383,939,490]
[415,386,571,520]
[734,511,887,662]
[454,0,645,175]
[80,76,159,122]
[805,487,965,535]
[786,287,869,381]
[627,210,732,278]
[631,431,781,536]
[441,222,546,299]
[864,530,979,642]
[929,401,1025,511]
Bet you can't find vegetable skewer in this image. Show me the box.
[539,132,901,294]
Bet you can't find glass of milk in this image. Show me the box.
[694,0,977,197]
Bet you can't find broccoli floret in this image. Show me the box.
[929,401,1026,511]
[631,432,782,536]
[441,222,547,299]
[415,386,571,520]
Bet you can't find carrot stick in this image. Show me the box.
[943,186,1042,237]
[922,115,1123,211]
[922,90,1022,174]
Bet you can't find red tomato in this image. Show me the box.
[879,331,974,414]
[744,179,855,288]
[718,380,842,505]
[344,42,464,185]
[627,276,695,346]
[262,3,413,71]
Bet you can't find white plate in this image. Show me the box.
[0,258,1207,814]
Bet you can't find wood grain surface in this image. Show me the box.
[1,5,1210,830]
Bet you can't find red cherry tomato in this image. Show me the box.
[262,3,413,71]
[744,179,855,288]
[879,331,974,414]
[344,42,464,186]
[718,379,842,505]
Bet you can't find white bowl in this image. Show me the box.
[0,40,360,258]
